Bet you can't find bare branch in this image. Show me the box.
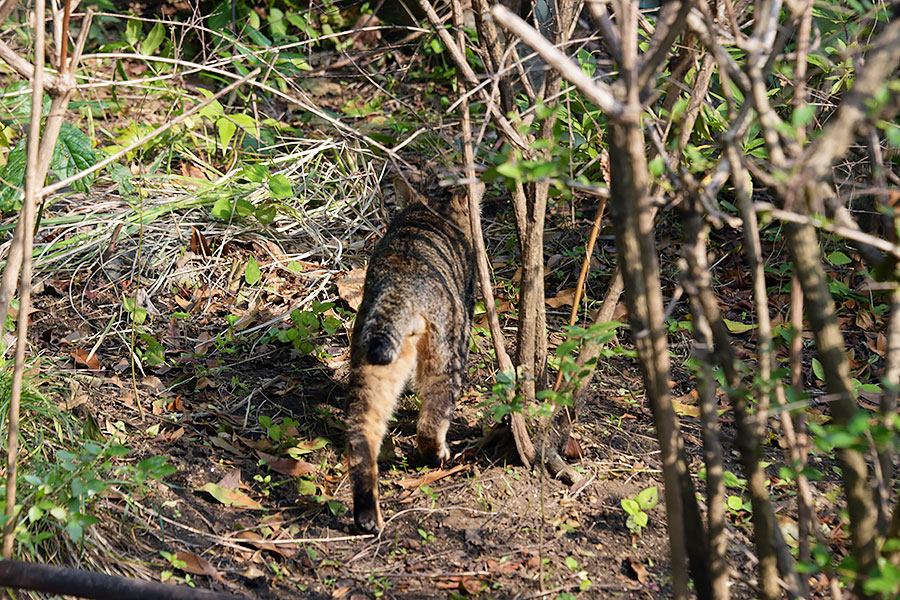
[637,0,692,93]
[490,4,624,120]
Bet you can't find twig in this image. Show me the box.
[490,5,624,120]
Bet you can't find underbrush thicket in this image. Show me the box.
[0,1,897,598]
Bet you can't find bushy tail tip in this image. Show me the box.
[365,334,397,365]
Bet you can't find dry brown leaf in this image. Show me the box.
[397,463,469,490]
[486,558,523,575]
[352,13,381,49]
[336,268,367,311]
[257,451,317,477]
[194,332,215,355]
[190,227,211,256]
[180,161,207,181]
[856,310,875,331]
[210,436,241,454]
[165,427,185,443]
[564,436,584,459]
[546,287,577,308]
[460,576,483,594]
[175,551,222,581]
[241,565,266,579]
[434,577,462,589]
[332,586,352,599]
[625,557,648,583]
[234,531,294,559]
[70,349,100,371]
[140,376,164,392]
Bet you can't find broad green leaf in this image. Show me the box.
[0,137,26,210]
[217,117,236,149]
[792,104,816,129]
[235,198,255,216]
[812,358,825,381]
[51,123,99,193]
[255,204,276,224]
[211,197,233,219]
[621,498,640,516]
[727,495,744,510]
[827,251,852,266]
[245,256,261,285]
[197,482,263,510]
[230,113,257,132]
[723,318,757,333]
[140,22,166,56]
[634,512,648,528]
[124,19,141,47]
[268,174,293,199]
[637,486,658,510]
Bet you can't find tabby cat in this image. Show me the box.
[346,186,475,534]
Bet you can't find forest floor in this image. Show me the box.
[24,173,856,599]
[8,20,875,599]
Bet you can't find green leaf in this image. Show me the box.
[648,155,665,178]
[792,104,816,129]
[245,256,261,285]
[565,556,579,571]
[268,174,293,199]
[255,203,276,224]
[217,117,236,149]
[637,486,658,510]
[51,123,99,193]
[621,498,640,516]
[197,482,263,510]
[211,197,233,219]
[633,511,648,528]
[812,358,825,381]
[235,198,255,217]
[727,495,744,510]
[0,137,26,210]
[124,19,141,47]
[723,318,757,333]
[827,251,852,266]
[140,22,166,56]
[722,470,745,488]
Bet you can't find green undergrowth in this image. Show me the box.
[0,358,175,560]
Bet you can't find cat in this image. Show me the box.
[345,184,475,534]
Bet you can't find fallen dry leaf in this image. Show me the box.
[546,287,577,308]
[197,482,263,510]
[258,452,317,477]
[336,268,366,311]
[70,349,100,371]
[625,556,648,583]
[190,227,211,256]
[564,436,584,459]
[235,531,294,559]
[397,463,469,490]
[486,558,523,575]
[176,551,222,581]
[241,565,266,580]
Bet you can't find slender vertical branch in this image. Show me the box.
[3,0,45,560]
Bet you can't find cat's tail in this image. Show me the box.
[357,294,425,366]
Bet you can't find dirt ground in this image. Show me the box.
[22,185,729,600]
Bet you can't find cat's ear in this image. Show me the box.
[393,175,425,210]
[450,192,469,217]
